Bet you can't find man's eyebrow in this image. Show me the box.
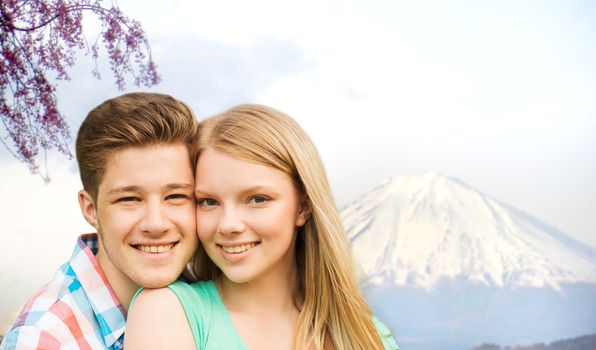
[107,183,193,195]
[107,185,141,195]
[166,183,194,190]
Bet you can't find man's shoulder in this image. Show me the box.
[0,275,120,349]
[1,322,108,349]
[1,265,97,348]
[1,234,122,350]
[1,324,62,349]
[17,260,84,314]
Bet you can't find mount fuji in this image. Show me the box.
[341,173,596,350]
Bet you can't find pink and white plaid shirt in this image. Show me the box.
[1,234,126,350]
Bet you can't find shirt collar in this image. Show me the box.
[69,233,127,347]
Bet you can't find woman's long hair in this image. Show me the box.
[192,104,384,350]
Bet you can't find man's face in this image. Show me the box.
[80,143,197,291]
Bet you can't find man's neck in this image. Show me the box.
[95,249,139,312]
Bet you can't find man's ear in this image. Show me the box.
[78,190,99,229]
[295,195,311,227]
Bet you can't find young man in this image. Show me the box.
[0,93,199,349]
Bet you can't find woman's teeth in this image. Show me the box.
[222,242,258,254]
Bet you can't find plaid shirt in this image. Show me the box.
[1,234,126,350]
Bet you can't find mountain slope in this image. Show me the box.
[342,172,596,289]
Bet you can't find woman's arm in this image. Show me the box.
[124,288,195,349]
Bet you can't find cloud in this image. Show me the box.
[0,158,91,328]
[146,34,314,118]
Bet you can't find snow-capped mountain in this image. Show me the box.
[342,172,596,289]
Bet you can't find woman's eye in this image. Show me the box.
[197,198,218,207]
[248,196,268,205]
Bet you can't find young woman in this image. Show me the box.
[125,105,399,349]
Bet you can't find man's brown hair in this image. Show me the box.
[76,92,198,200]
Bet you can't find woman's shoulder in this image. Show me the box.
[165,279,224,323]
[169,279,216,291]
[125,287,195,349]
[372,316,400,350]
[129,280,217,323]
[165,279,239,349]
[167,279,217,303]
[130,286,182,312]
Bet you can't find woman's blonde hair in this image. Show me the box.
[192,104,383,350]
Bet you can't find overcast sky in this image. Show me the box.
[1,0,595,330]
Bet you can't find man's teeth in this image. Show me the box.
[137,244,174,253]
[222,243,258,254]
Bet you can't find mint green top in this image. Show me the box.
[167,280,247,349]
[143,280,400,350]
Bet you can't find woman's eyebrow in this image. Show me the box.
[194,185,277,196]
[240,185,278,194]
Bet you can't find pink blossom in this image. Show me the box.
[0,0,161,177]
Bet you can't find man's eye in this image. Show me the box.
[167,193,188,200]
[117,196,140,202]
[197,198,218,207]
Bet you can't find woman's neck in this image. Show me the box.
[217,263,304,350]
[217,264,302,315]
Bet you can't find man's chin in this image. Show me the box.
[138,275,179,289]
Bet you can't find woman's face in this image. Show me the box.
[194,148,309,284]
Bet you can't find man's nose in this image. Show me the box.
[139,200,171,234]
